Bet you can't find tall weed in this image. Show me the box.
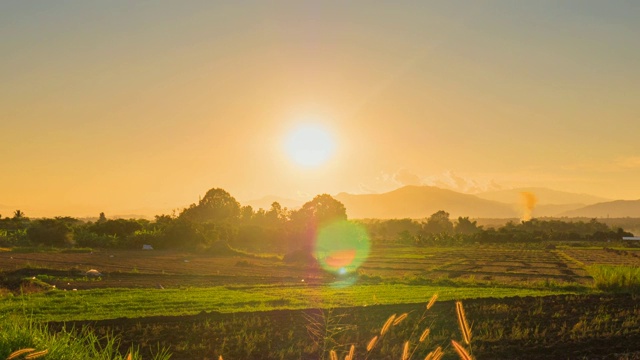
[0,316,171,360]
[587,265,640,293]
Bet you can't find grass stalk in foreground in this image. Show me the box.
[0,316,171,360]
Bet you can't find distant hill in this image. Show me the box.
[533,204,591,217]
[334,185,519,219]
[243,196,303,211]
[476,187,608,206]
[559,200,640,218]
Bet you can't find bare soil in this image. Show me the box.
[48,294,640,360]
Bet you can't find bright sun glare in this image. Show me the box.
[284,124,336,167]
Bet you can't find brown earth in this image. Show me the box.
[49,294,640,360]
[4,248,640,359]
[1,247,617,291]
[0,250,329,291]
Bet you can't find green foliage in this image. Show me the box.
[0,316,170,359]
[60,247,94,254]
[455,217,482,235]
[128,229,164,249]
[294,194,347,226]
[74,230,119,248]
[0,187,634,252]
[90,218,143,239]
[289,194,348,251]
[0,229,9,247]
[422,210,453,234]
[179,188,241,223]
[160,218,205,250]
[0,285,573,323]
[587,265,640,293]
[360,213,628,247]
[26,218,74,247]
[358,218,422,243]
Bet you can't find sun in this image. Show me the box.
[284,124,336,167]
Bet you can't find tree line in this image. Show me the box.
[0,188,347,253]
[0,187,633,252]
[361,210,633,246]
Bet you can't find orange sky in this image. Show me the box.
[1,2,639,217]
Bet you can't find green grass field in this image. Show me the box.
[2,244,639,359]
[1,283,576,322]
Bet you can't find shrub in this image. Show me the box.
[587,265,640,293]
[0,316,171,360]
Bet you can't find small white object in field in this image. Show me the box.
[85,269,102,277]
[184,260,190,263]
[72,289,77,291]
[109,255,114,258]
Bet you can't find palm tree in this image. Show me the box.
[13,209,24,219]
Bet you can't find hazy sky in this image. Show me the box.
[1,1,639,217]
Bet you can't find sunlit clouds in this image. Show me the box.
[365,169,503,195]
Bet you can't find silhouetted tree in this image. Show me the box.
[288,194,347,251]
[291,194,346,227]
[266,202,288,224]
[27,218,74,247]
[240,205,254,223]
[90,219,143,239]
[161,217,206,250]
[455,217,481,235]
[180,188,241,223]
[422,210,453,234]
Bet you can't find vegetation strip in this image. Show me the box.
[0,284,573,322]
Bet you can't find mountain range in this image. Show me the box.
[251,186,640,219]
[6,186,639,220]
[559,200,640,218]
[334,186,517,219]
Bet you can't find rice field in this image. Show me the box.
[2,244,639,359]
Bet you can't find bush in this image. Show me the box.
[0,316,171,360]
[587,265,640,293]
[74,230,118,248]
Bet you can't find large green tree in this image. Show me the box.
[422,210,454,234]
[289,194,347,251]
[455,216,481,235]
[180,188,241,223]
[291,194,347,229]
[27,218,74,247]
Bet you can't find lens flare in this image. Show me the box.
[315,220,371,275]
